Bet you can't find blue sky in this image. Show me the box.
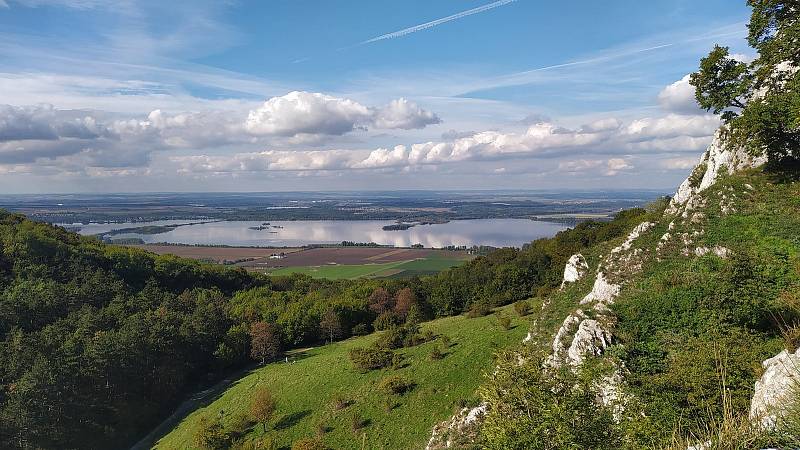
[0,0,753,193]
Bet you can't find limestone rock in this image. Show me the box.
[561,253,589,289]
[566,319,613,366]
[749,348,800,428]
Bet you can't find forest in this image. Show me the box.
[0,205,653,449]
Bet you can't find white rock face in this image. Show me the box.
[580,271,620,305]
[694,245,731,258]
[561,253,589,288]
[749,348,800,428]
[612,222,656,254]
[667,131,767,215]
[566,319,613,366]
[426,404,487,449]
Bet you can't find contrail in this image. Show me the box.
[511,43,675,76]
[360,0,518,45]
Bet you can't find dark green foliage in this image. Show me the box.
[424,207,653,316]
[377,375,415,396]
[480,350,623,449]
[0,213,257,449]
[0,203,659,448]
[513,300,531,317]
[194,415,229,450]
[373,310,402,331]
[691,1,800,166]
[496,313,512,330]
[348,346,395,372]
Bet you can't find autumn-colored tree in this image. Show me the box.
[368,287,393,314]
[250,321,281,364]
[394,287,417,318]
[319,309,342,343]
[250,386,277,432]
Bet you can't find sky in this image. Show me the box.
[0,0,754,193]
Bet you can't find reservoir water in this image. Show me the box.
[63,219,570,248]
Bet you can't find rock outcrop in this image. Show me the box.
[667,130,766,216]
[749,348,800,428]
[561,253,589,289]
[426,404,486,450]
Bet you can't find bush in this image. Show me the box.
[225,413,253,439]
[373,310,402,331]
[351,323,370,336]
[439,335,452,347]
[330,392,352,411]
[291,438,330,450]
[513,300,531,317]
[250,387,277,432]
[378,375,415,395]
[496,313,512,330]
[351,414,368,431]
[391,352,405,370]
[467,303,491,318]
[194,415,229,450]
[429,346,445,360]
[348,346,394,372]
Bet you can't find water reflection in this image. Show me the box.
[63,219,569,248]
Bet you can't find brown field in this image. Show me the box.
[133,245,302,263]
[239,247,470,269]
[133,245,470,270]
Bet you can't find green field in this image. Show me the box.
[155,305,528,449]
[269,254,469,280]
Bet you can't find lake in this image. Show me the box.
[63,219,570,248]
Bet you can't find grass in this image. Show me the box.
[155,304,527,449]
[269,254,469,280]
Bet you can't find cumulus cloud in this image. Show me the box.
[244,91,440,137]
[171,113,715,175]
[658,75,701,114]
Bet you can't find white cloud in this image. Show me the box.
[605,158,633,176]
[660,156,699,170]
[170,113,715,175]
[244,92,440,137]
[658,75,702,114]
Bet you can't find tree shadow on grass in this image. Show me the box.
[274,409,312,430]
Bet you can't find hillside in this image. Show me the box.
[427,141,800,448]
[0,197,650,449]
[155,304,527,449]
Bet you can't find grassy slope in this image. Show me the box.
[157,305,528,449]
[269,254,469,280]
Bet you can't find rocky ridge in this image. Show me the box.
[424,125,788,447]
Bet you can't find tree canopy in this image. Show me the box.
[691,0,800,166]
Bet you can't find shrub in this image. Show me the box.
[351,414,368,431]
[467,303,491,318]
[330,393,352,411]
[391,352,405,370]
[348,346,394,372]
[405,304,425,326]
[351,323,370,336]
[225,413,253,439]
[373,310,402,331]
[376,326,406,349]
[513,300,531,317]
[291,438,330,450]
[378,375,415,395]
[250,387,277,432]
[439,334,452,347]
[496,313,512,330]
[429,346,444,360]
[194,415,229,450]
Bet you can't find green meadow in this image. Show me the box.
[156,304,528,449]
